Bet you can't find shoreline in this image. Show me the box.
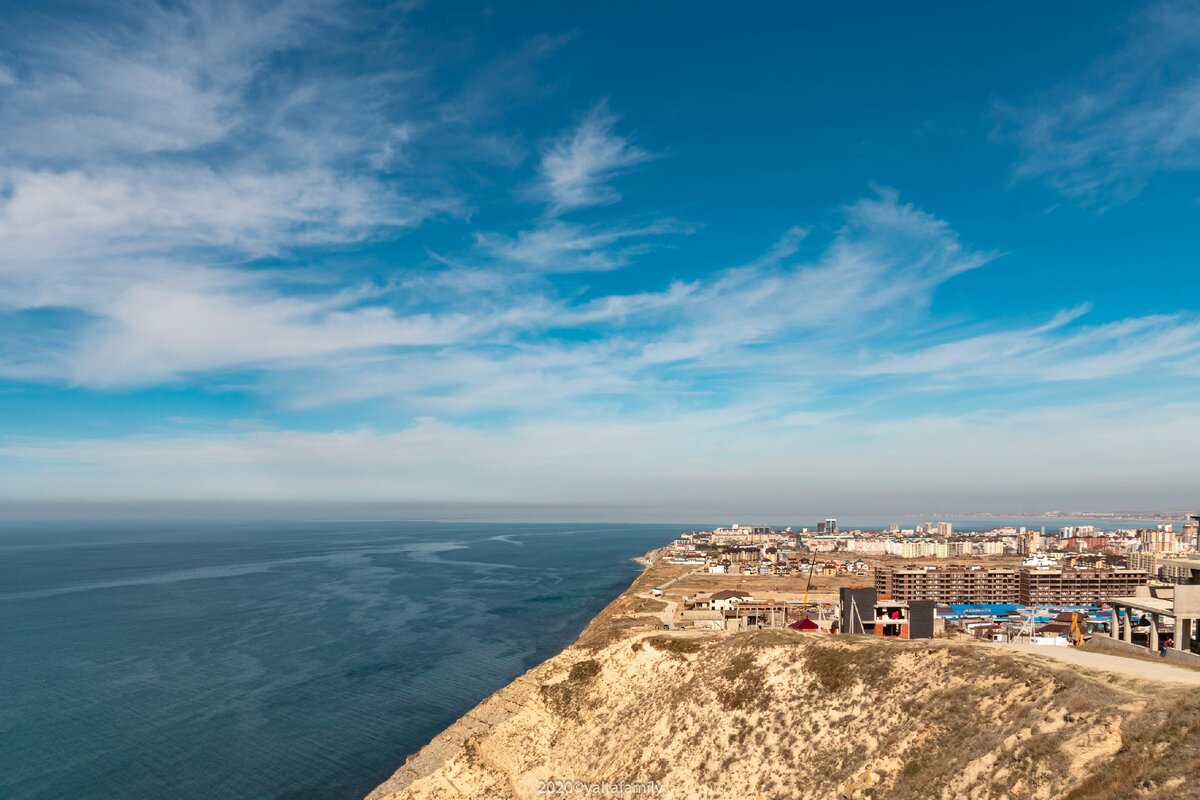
[363,543,1200,800]
[365,545,671,799]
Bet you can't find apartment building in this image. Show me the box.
[876,564,1148,605]
[1126,551,1160,577]
[875,565,1020,604]
[1019,568,1147,605]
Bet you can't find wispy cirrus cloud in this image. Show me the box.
[232,187,1200,421]
[998,1,1200,204]
[534,101,654,214]
[474,218,690,273]
[858,307,1200,383]
[465,103,679,274]
[609,188,997,371]
[0,0,470,386]
[68,280,474,387]
[0,0,331,160]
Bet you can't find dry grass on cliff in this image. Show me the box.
[540,658,603,718]
[1066,692,1200,800]
[645,635,702,656]
[629,596,667,614]
[374,627,1200,800]
[695,635,1119,799]
[572,633,1135,800]
[374,549,1200,800]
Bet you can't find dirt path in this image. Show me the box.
[632,565,693,628]
[634,592,678,627]
[984,641,1200,685]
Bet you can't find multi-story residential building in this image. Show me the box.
[710,525,774,544]
[846,538,888,554]
[1126,551,1160,577]
[934,541,967,558]
[937,522,953,537]
[1185,518,1200,550]
[1065,536,1109,552]
[886,540,936,558]
[1140,528,1181,554]
[802,536,843,552]
[1019,568,1147,605]
[875,565,1021,604]
[876,565,1148,605]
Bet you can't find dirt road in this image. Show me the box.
[984,641,1200,686]
[635,592,679,627]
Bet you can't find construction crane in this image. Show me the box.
[1010,607,1036,643]
[801,558,817,607]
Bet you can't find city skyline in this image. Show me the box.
[3,1,1200,514]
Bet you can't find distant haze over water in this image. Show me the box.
[0,502,1187,528]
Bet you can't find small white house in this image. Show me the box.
[709,590,753,613]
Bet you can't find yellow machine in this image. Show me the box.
[1069,612,1086,646]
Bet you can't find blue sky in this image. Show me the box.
[1,0,1199,516]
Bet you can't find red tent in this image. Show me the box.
[789,618,820,632]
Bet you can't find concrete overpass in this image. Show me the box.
[1109,579,1200,654]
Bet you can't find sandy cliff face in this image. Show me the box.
[367,624,1200,800]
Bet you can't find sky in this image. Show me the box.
[1,0,1200,519]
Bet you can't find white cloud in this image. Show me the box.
[466,102,679,278]
[859,309,1200,383]
[474,218,689,273]
[0,0,468,386]
[0,165,438,270]
[534,101,653,213]
[0,0,330,159]
[224,190,1000,410]
[1001,2,1200,203]
[68,280,472,387]
[611,189,996,367]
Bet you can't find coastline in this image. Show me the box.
[363,542,1200,800]
[365,546,672,799]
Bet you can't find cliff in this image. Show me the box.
[367,558,1200,800]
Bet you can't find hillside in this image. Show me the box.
[366,563,1200,800]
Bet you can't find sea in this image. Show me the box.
[0,514,1172,800]
[0,521,680,800]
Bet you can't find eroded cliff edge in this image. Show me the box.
[367,554,1200,800]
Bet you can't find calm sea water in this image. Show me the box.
[0,521,679,800]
